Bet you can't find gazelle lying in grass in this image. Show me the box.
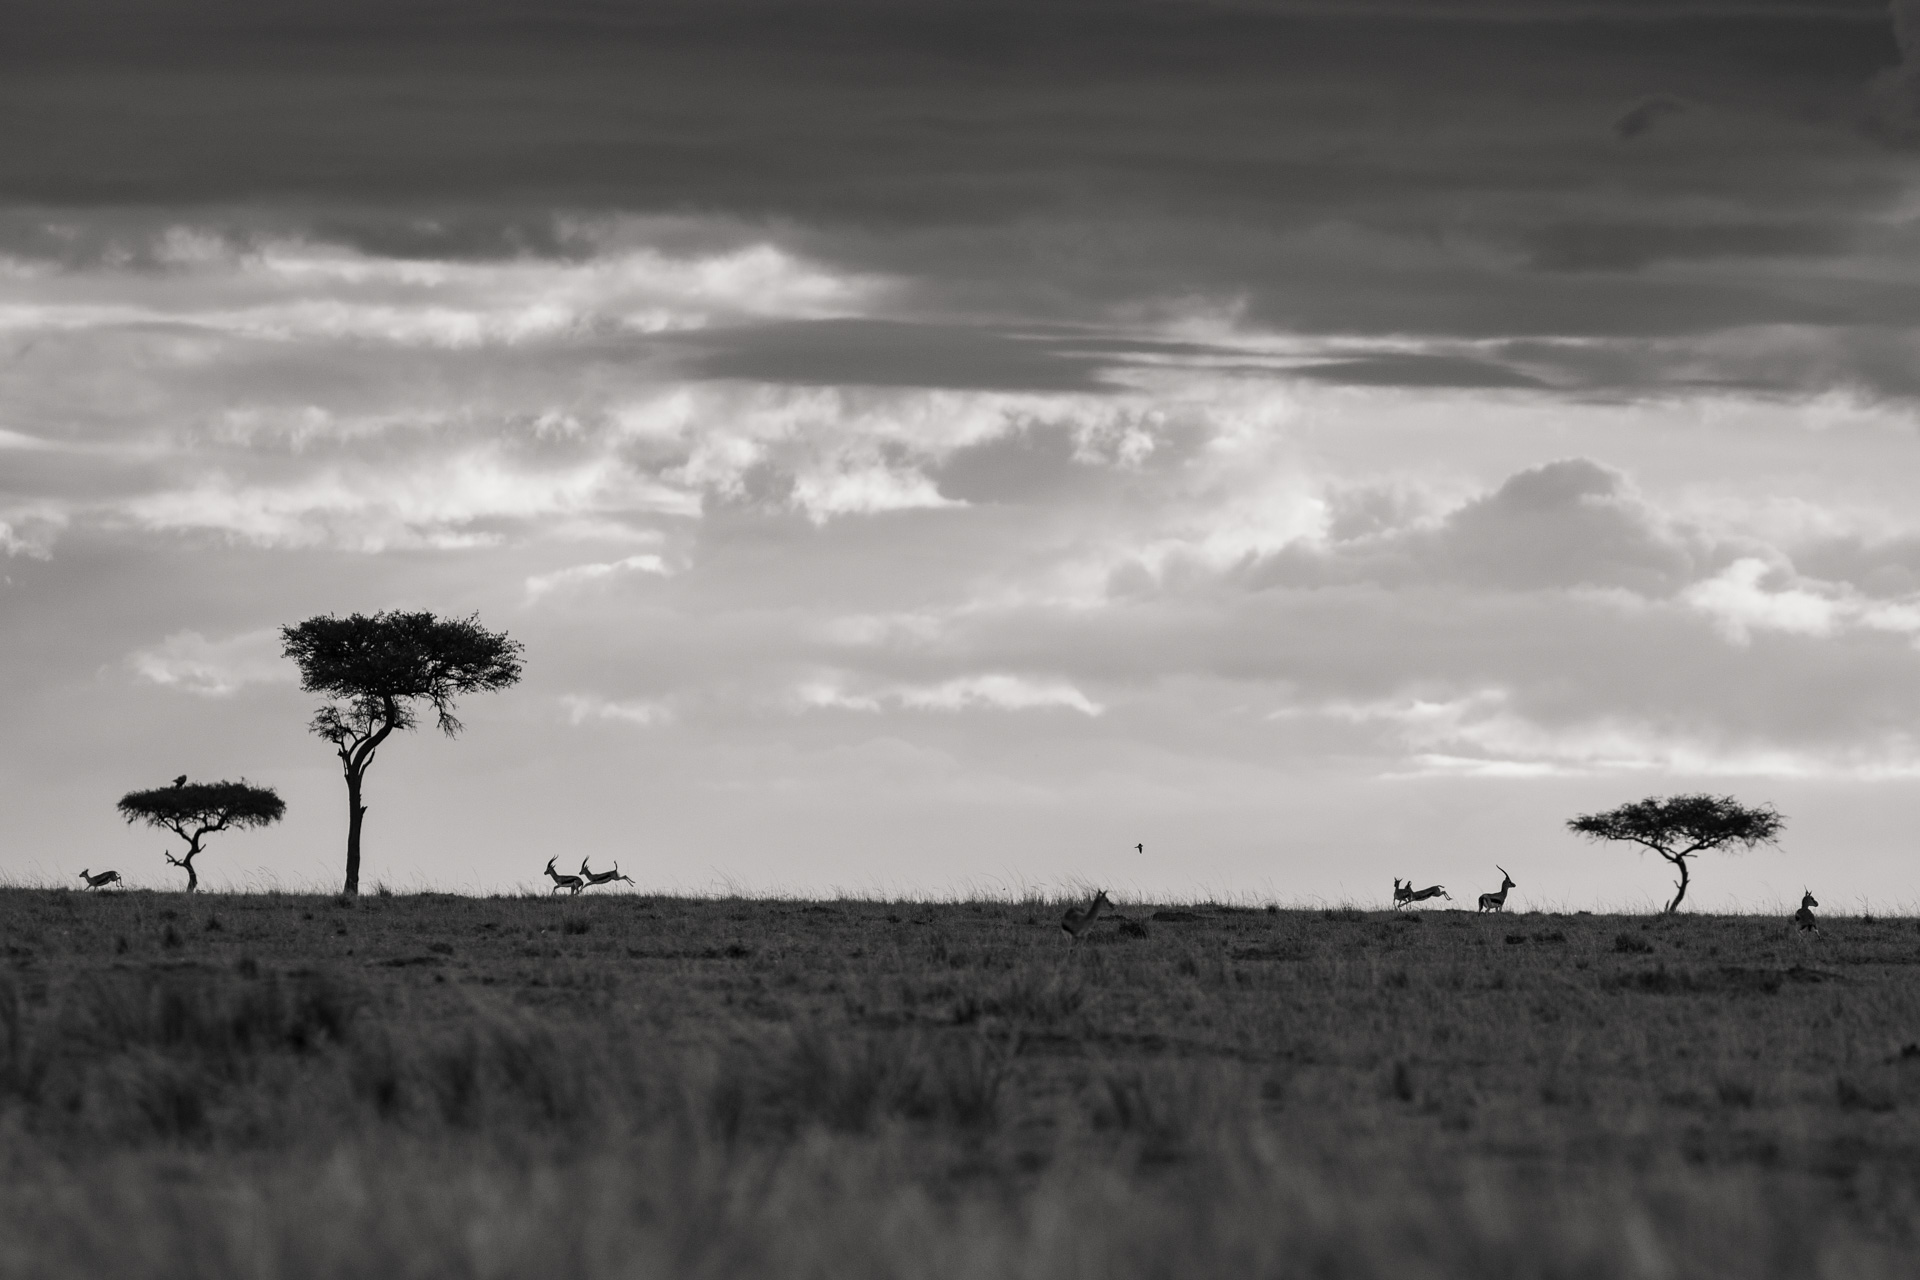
[1795,889,1819,934]
[543,857,584,897]
[1393,878,1450,909]
[1060,889,1112,942]
[579,859,634,889]
[78,868,122,890]
[1477,867,1515,913]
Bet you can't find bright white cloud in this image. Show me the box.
[130,628,288,696]
[123,452,698,552]
[525,553,671,600]
[1684,557,1920,644]
[790,462,959,523]
[560,694,672,727]
[798,674,1103,717]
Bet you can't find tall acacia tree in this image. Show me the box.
[281,611,524,897]
[1567,793,1784,914]
[117,778,286,892]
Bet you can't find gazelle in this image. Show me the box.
[78,868,122,890]
[579,858,634,889]
[1477,867,1515,913]
[1393,878,1450,909]
[1060,889,1112,942]
[1794,889,1819,934]
[543,857,584,897]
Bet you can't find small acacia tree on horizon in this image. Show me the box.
[1567,793,1784,914]
[281,610,524,897]
[116,778,286,892]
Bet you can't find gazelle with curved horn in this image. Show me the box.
[1477,867,1515,914]
[1393,878,1450,909]
[78,868,122,890]
[543,857,584,897]
[579,858,634,889]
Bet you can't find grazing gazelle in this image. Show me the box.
[579,859,634,889]
[1477,867,1516,914]
[1393,878,1450,909]
[543,857,584,897]
[1794,889,1819,934]
[1060,889,1112,942]
[78,868,122,890]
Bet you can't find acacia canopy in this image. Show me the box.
[116,779,285,892]
[1567,793,1783,914]
[281,610,523,897]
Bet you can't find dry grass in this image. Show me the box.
[4,888,1920,1277]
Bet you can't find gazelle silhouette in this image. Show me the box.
[78,869,122,890]
[543,858,584,897]
[1477,867,1515,913]
[579,859,634,888]
[1393,878,1450,909]
[1794,889,1819,934]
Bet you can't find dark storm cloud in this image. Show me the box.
[1290,354,1551,390]
[1613,94,1690,138]
[1520,220,1848,273]
[667,320,1117,393]
[1,0,1906,352]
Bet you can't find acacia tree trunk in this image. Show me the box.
[343,766,367,897]
[1665,853,1690,914]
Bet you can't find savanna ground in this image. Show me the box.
[4,887,1920,1278]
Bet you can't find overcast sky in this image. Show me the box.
[6,0,1920,906]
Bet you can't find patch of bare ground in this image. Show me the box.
[4,889,1920,1277]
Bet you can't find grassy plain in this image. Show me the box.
[4,887,1920,1278]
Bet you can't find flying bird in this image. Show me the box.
[1135,843,1143,854]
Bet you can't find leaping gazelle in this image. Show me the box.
[579,859,634,889]
[78,868,122,890]
[1060,889,1112,943]
[1794,889,1819,935]
[1393,878,1450,909]
[543,857,585,897]
[1477,867,1515,913]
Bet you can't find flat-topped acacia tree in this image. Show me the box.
[117,778,286,892]
[281,611,524,897]
[1567,793,1784,914]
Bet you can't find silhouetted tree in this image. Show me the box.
[117,779,286,892]
[281,611,524,897]
[1567,793,1784,914]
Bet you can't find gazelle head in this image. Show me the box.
[1497,865,1514,889]
[1801,889,1818,909]
[78,869,89,881]
[544,857,558,875]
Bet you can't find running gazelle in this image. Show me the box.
[1393,879,1450,909]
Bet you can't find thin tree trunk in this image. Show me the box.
[183,855,197,893]
[343,767,366,897]
[1665,853,1690,914]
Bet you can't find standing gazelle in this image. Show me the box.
[579,859,634,889]
[543,857,584,897]
[78,869,122,890]
[1794,889,1819,934]
[1477,867,1515,913]
[1393,879,1450,909]
[1060,889,1112,942]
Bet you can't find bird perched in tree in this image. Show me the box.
[172,775,187,788]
